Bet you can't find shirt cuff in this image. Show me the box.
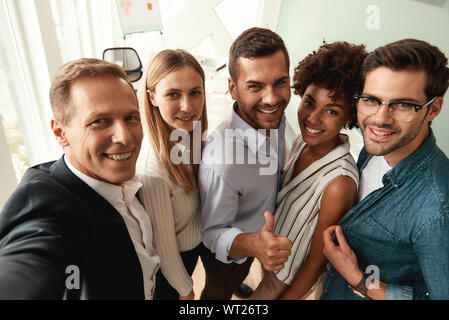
[385,284,413,300]
[216,227,247,264]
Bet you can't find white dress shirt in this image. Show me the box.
[64,156,160,299]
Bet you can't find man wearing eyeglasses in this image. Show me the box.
[320,39,449,300]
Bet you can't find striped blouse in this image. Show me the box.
[274,134,359,285]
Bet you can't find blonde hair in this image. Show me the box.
[141,49,208,194]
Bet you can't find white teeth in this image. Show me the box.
[258,107,278,114]
[372,129,392,136]
[107,152,132,161]
[306,126,323,134]
[178,116,194,121]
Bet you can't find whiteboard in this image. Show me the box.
[115,0,162,34]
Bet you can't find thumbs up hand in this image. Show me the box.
[255,211,292,271]
[262,211,275,233]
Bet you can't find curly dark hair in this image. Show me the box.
[292,41,368,129]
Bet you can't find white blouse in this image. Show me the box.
[137,145,202,296]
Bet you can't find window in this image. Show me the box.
[0,1,31,182]
[215,0,262,39]
[50,0,85,62]
[0,59,29,181]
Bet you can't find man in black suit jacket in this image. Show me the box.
[0,58,159,299]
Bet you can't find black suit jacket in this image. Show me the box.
[0,157,145,299]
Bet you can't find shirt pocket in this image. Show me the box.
[367,216,403,242]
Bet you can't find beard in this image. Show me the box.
[361,115,428,156]
[235,99,287,132]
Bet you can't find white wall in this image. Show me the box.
[277,0,449,156]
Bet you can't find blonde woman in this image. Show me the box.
[137,49,210,300]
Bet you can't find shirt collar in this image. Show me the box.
[381,130,437,187]
[64,155,142,206]
[230,102,286,155]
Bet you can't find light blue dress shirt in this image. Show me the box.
[199,104,286,264]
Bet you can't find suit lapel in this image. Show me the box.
[48,157,140,258]
[48,157,125,220]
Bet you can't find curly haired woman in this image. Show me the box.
[249,41,368,300]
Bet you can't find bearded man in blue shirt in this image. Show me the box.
[321,39,449,300]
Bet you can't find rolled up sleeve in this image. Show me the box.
[385,284,414,300]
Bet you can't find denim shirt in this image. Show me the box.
[320,131,449,300]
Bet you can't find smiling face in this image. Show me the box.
[149,65,204,132]
[229,50,291,132]
[298,84,353,151]
[358,66,441,166]
[52,75,143,185]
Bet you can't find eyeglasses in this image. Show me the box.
[354,95,437,122]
